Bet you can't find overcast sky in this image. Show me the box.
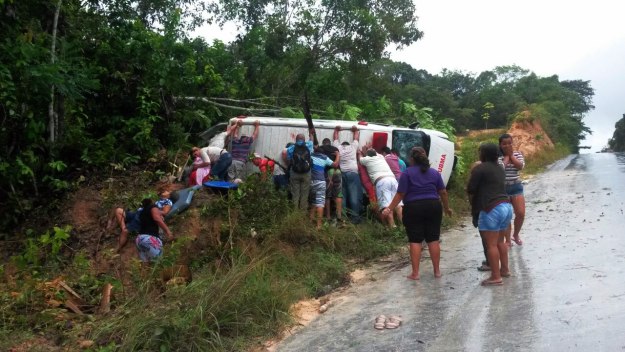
[194,0,625,151]
[393,0,625,152]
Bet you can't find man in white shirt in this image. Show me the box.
[359,148,401,227]
[200,146,232,181]
[333,126,363,224]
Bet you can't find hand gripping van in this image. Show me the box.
[200,116,457,185]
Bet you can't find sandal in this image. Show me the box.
[385,315,402,329]
[481,279,503,286]
[374,315,387,330]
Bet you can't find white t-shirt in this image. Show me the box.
[333,139,359,173]
[209,132,227,149]
[360,154,394,183]
[200,146,224,164]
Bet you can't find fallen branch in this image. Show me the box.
[98,283,113,314]
[174,96,280,114]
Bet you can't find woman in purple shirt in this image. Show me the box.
[383,147,453,280]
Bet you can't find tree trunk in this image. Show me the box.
[48,0,62,143]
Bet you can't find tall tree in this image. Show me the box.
[608,114,625,152]
[222,0,423,99]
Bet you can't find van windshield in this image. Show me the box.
[392,130,431,164]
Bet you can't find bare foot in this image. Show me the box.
[501,271,511,278]
[406,274,420,280]
[434,272,442,278]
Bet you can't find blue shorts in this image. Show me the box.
[124,209,142,233]
[478,203,513,231]
[309,180,326,208]
[505,183,524,196]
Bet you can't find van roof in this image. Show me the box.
[230,116,450,139]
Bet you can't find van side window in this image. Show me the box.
[392,130,431,164]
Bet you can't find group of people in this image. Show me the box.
[188,119,261,186]
[188,118,415,229]
[280,125,419,229]
[467,133,526,286]
[107,115,526,287]
[378,133,525,285]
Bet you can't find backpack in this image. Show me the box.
[291,144,312,173]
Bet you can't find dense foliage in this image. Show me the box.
[0,1,594,233]
[608,114,625,152]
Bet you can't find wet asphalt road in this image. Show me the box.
[276,153,625,352]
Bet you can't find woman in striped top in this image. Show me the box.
[498,133,525,247]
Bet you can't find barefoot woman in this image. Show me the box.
[499,133,525,246]
[384,147,452,280]
[468,143,513,286]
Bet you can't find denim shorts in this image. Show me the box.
[478,203,513,231]
[309,180,326,207]
[505,182,524,196]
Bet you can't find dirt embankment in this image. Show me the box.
[507,118,554,157]
[462,117,554,158]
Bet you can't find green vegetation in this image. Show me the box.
[608,114,625,152]
[0,134,569,351]
[0,1,596,350]
[1,1,594,235]
[0,176,405,351]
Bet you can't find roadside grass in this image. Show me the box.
[88,178,404,351]
[0,136,572,351]
[523,143,570,175]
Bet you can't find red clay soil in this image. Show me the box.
[507,119,554,157]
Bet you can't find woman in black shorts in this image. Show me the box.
[383,147,453,280]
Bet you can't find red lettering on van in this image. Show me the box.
[437,154,446,173]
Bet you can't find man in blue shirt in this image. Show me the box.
[283,131,314,210]
[309,146,340,229]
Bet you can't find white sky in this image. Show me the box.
[193,0,625,151]
[392,0,625,152]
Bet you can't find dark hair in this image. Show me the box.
[141,198,154,209]
[391,148,400,155]
[322,138,331,146]
[498,133,512,155]
[479,143,499,163]
[381,146,391,154]
[410,147,430,172]
[366,149,377,157]
[498,133,512,145]
[285,142,294,148]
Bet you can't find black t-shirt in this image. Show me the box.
[467,161,509,212]
[318,145,339,161]
[139,204,160,236]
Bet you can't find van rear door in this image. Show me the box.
[392,129,454,185]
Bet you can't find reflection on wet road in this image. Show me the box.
[276,153,625,351]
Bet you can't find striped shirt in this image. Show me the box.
[499,151,525,184]
[231,136,254,162]
[311,152,334,181]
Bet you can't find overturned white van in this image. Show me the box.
[200,116,456,185]
[200,116,455,184]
